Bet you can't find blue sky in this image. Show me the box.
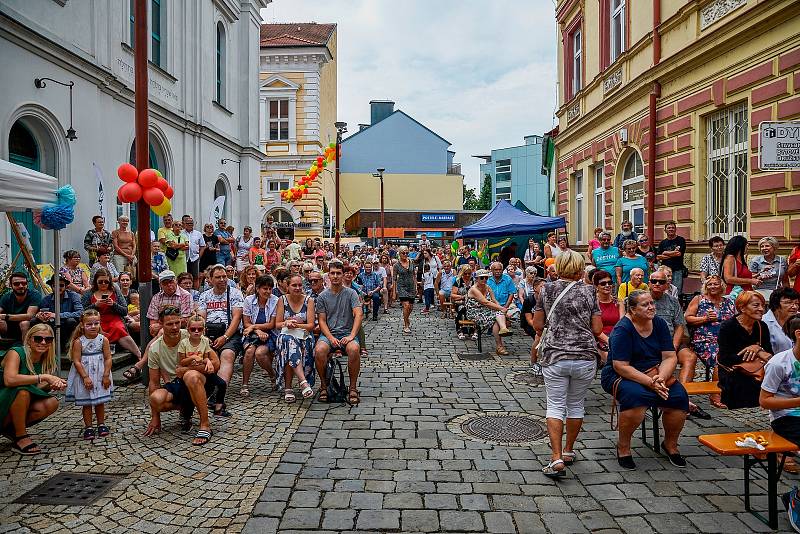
[261,0,557,191]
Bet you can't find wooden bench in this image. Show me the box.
[699,431,798,529]
[683,381,721,395]
[641,381,722,453]
[441,301,454,319]
[457,320,482,352]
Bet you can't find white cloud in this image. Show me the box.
[261,0,557,190]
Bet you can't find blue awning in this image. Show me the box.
[455,200,565,238]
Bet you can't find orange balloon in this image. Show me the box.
[143,186,165,206]
[119,182,143,203]
[544,258,555,267]
[155,176,169,192]
[164,185,174,200]
[117,163,139,183]
[138,168,159,188]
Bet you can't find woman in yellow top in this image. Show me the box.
[165,220,189,274]
[618,268,648,316]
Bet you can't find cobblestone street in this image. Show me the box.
[1,305,796,533]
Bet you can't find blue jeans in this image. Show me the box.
[671,268,685,296]
[366,291,382,319]
[423,288,435,310]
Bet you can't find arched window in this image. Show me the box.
[214,177,230,221]
[620,151,644,235]
[623,152,643,181]
[216,22,226,105]
[8,121,44,264]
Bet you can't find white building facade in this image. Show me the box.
[0,0,269,266]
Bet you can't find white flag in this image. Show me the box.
[209,196,226,224]
[92,162,107,221]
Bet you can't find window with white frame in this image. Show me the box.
[269,100,290,141]
[573,30,582,95]
[151,0,162,67]
[495,159,511,182]
[216,22,226,105]
[594,166,605,229]
[705,102,748,238]
[496,193,511,202]
[574,170,584,244]
[610,0,625,62]
[268,179,290,193]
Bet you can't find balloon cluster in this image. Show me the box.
[33,185,77,231]
[116,163,174,216]
[280,143,337,203]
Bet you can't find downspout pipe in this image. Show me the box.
[647,81,661,244]
[653,0,661,65]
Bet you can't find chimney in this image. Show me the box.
[370,100,395,125]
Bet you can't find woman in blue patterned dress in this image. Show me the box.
[685,275,735,407]
[275,274,316,402]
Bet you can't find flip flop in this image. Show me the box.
[192,429,212,446]
[542,459,566,478]
[11,434,41,456]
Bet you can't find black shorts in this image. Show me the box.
[163,378,192,410]
[772,416,800,447]
[399,297,415,303]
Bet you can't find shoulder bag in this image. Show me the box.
[534,281,577,353]
[718,321,767,382]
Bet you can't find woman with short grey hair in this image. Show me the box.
[751,236,789,299]
[533,250,603,477]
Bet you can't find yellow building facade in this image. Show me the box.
[554,0,800,266]
[258,23,338,240]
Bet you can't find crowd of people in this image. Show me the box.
[3,214,800,519]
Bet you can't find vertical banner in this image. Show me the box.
[209,195,226,224]
[92,162,107,221]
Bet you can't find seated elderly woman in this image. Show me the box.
[466,269,512,355]
[0,324,66,454]
[601,289,689,470]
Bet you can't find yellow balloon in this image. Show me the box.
[152,197,171,216]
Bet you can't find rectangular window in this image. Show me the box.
[594,167,605,229]
[705,102,748,238]
[496,193,512,202]
[269,99,290,141]
[268,180,290,192]
[572,30,582,96]
[495,186,511,195]
[129,0,135,47]
[151,0,161,67]
[574,171,584,244]
[610,0,625,62]
[496,159,512,182]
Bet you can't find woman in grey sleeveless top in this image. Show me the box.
[393,247,416,334]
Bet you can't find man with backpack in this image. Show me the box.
[314,260,363,405]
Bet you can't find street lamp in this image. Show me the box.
[334,121,347,256]
[34,77,78,141]
[221,158,242,191]
[372,168,385,246]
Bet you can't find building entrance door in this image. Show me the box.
[621,152,645,235]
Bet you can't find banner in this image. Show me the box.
[92,162,107,221]
[209,195,226,224]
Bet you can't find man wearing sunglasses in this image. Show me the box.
[0,272,42,343]
[649,269,709,420]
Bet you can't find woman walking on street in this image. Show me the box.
[394,247,416,334]
[533,250,603,477]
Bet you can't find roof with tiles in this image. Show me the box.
[260,23,336,48]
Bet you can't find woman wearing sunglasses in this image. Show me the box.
[0,324,66,455]
[81,268,141,363]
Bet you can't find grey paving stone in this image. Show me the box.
[459,494,491,511]
[251,501,285,518]
[686,512,755,533]
[349,492,384,510]
[400,509,440,533]
[321,509,356,530]
[439,511,485,532]
[241,517,279,534]
[577,510,616,531]
[383,492,423,509]
[484,512,516,533]
[424,493,458,510]
[491,494,538,512]
[278,508,321,530]
[599,498,647,516]
[541,512,589,534]
[647,512,703,534]
[355,510,400,530]
[321,492,351,509]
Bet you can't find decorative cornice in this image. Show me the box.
[700,0,746,30]
[603,68,623,95]
[566,101,581,124]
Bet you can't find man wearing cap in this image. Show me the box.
[146,270,193,337]
[31,274,83,348]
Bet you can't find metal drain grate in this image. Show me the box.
[448,412,547,446]
[15,472,124,505]
[458,352,492,361]
[507,369,544,387]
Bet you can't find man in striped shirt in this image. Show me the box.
[146,270,193,336]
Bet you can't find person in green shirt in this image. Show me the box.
[0,323,66,455]
[0,272,42,343]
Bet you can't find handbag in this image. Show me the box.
[718,321,766,382]
[165,247,179,261]
[534,281,577,353]
[726,260,743,301]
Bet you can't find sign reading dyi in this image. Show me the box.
[759,121,800,170]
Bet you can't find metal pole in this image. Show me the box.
[334,133,341,257]
[380,174,385,247]
[134,0,152,347]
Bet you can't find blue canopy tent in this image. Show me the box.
[455,200,565,239]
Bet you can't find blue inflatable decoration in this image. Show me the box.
[34,185,76,231]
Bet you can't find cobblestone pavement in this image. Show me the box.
[1,304,795,533]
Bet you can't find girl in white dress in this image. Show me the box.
[65,309,114,440]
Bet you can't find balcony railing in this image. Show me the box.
[447,163,462,175]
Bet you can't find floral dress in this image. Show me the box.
[275,295,315,391]
[691,296,735,368]
[465,288,497,332]
[65,335,114,406]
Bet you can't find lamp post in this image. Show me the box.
[372,168,385,246]
[334,121,347,256]
[221,158,242,191]
[34,78,77,141]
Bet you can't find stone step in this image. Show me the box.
[59,348,137,371]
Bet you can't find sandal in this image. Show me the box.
[213,403,231,417]
[458,332,466,340]
[496,346,509,356]
[318,389,329,403]
[241,385,250,398]
[122,366,141,383]
[710,397,727,409]
[542,459,566,478]
[403,327,411,334]
[83,427,96,440]
[347,388,360,406]
[284,390,296,403]
[562,451,577,465]
[11,434,41,456]
[471,332,478,340]
[300,380,314,399]
[192,429,212,446]
[97,424,110,438]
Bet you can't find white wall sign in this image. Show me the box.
[759,121,800,170]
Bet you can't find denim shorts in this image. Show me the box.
[317,334,360,350]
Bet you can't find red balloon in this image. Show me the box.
[117,163,139,183]
[119,182,143,203]
[316,156,324,166]
[142,186,165,206]
[164,185,174,200]
[138,168,159,188]
[156,176,169,192]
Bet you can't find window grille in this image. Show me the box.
[705,103,748,238]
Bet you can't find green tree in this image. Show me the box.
[477,173,492,210]
[463,184,479,210]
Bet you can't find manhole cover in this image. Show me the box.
[15,472,124,505]
[448,412,547,446]
[458,352,492,361]
[507,369,544,387]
